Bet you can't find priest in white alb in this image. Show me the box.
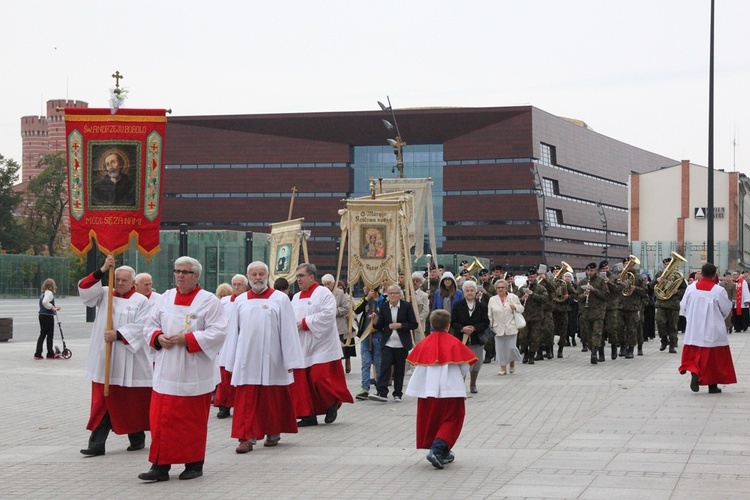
[138,256,227,482]
[79,255,153,457]
[225,261,304,453]
[290,263,354,426]
[678,263,737,394]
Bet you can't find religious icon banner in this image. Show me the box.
[269,218,304,284]
[379,178,436,259]
[65,108,167,258]
[341,199,402,289]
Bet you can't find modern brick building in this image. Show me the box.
[163,106,677,274]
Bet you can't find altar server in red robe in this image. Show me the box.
[79,255,152,457]
[138,256,227,482]
[290,263,354,426]
[406,309,477,469]
[214,274,249,419]
[225,261,304,453]
[679,263,737,394]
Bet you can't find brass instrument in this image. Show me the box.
[465,257,485,276]
[552,261,574,303]
[619,255,641,296]
[654,251,687,301]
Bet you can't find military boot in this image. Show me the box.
[522,351,529,364]
[527,351,535,364]
[669,341,677,354]
[546,346,554,359]
[625,346,634,359]
[590,351,598,364]
[611,344,618,360]
[581,341,589,353]
[557,346,564,358]
[637,344,643,356]
[534,347,544,361]
[598,346,605,362]
[659,337,668,351]
[619,343,627,357]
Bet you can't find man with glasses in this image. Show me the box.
[290,263,354,427]
[139,256,227,482]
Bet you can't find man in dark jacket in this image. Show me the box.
[369,285,419,403]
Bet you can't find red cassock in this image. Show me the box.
[87,382,151,434]
[232,385,297,440]
[416,398,466,450]
[213,367,235,408]
[148,392,212,465]
[290,361,354,417]
[679,345,737,386]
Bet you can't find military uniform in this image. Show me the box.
[518,273,548,365]
[652,261,687,353]
[551,278,575,358]
[537,272,558,360]
[602,268,624,360]
[619,270,647,358]
[577,264,609,364]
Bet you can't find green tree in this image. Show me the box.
[23,152,69,256]
[0,154,26,253]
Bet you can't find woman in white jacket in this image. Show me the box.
[487,280,524,375]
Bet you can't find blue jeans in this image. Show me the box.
[360,333,382,391]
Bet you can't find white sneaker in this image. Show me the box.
[393,396,402,403]
[368,394,387,402]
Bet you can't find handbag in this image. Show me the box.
[477,327,495,345]
[513,311,526,329]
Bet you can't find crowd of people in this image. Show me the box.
[44,252,742,479]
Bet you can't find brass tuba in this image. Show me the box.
[654,251,687,301]
[552,261,573,303]
[465,257,485,276]
[619,255,641,296]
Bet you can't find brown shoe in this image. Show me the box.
[264,436,280,447]
[235,440,253,454]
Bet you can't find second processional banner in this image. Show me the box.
[64,108,167,258]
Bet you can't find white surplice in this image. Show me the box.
[680,282,733,348]
[145,288,227,396]
[79,279,152,387]
[291,283,340,367]
[216,294,240,369]
[405,364,470,399]
[226,288,304,386]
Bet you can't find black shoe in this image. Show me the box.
[625,346,634,359]
[637,345,644,356]
[557,346,563,359]
[690,373,699,392]
[546,348,553,359]
[708,384,722,394]
[581,344,589,352]
[534,351,543,361]
[527,355,535,365]
[324,404,338,424]
[571,339,577,347]
[598,347,605,362]
[138,468,170,482]
[590,352,598,365]
[179,469,203,480]
[660,339,668,351]
[619,345,626,357]
[483,356,492,363]
[297,416,318,427]
[80,448,105,457]
[217,406,231,419]
[669,342,677,354]
[127,442,145,452]
[522,353,529,364]
[611,345,618,360]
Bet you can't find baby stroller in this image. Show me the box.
[53,311,72,359]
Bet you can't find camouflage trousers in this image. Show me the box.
[604,309,622,346]
[517,320,542,353]
[553,311,569,347]
[579,315,604,350]
[542,311,554,347]
[620,309,640,347]
[656,308,679,343]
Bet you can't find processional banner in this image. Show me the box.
[65,108,167,258]
[341,199,402,290]
[379,178,437,259]
[269,218,305,284]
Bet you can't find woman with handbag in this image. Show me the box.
[449,281,489,394]
[487,280,525,375]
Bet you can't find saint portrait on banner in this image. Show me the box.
[361,226,386,259]
[276,244,291,272]
[89,144,138,209]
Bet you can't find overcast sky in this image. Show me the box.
[2,0,748,179]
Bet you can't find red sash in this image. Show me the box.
[735,279,744,315]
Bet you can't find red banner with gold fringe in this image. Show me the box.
[65,108,166,258]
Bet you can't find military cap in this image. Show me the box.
[598,260,609,270]
[460,260,469,266]
[662,258,671,264]
[527,267,537,276]
[459,269,469,276]
[491,265,503,271]
[585,262,598,270]
[478,269,489,276]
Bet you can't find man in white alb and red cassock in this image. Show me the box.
[138,256,227,482]
[214,274,249,420]
[225,261,304,453]
[405,309,477,469]
[290,263,354,427]
[79,255,153,457]
[730,270,750,332]
[135,272,162,305]
[679,263,737,394]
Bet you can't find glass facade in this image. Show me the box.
[0,255,70,298]
[351,144,445,244]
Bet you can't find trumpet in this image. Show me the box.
[619,255,640,296]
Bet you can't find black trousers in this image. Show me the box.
[376,346,408,398]
[88,411,145,452]
[36,314,55,357]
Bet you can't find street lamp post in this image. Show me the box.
[597,201,608,261]
[530,166,547,264]
[377,96,406,178]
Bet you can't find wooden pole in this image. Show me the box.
[104,266,115,396]
[288,186,297,221]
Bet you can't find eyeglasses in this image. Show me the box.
[173,270,195,275]
[296,274,310,279]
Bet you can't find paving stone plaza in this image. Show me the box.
[1,296,749,499]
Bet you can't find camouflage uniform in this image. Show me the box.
[652,270,687,353]
[603,271,624,359]
[537,276,557,359]
[552,281,575,357]
[577,272,609,364]
[619,272,647,358]
[518,278,548,365]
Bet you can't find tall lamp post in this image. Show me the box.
[377,96,406,178]
[597,201,608,261]
[530,165,547,264]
